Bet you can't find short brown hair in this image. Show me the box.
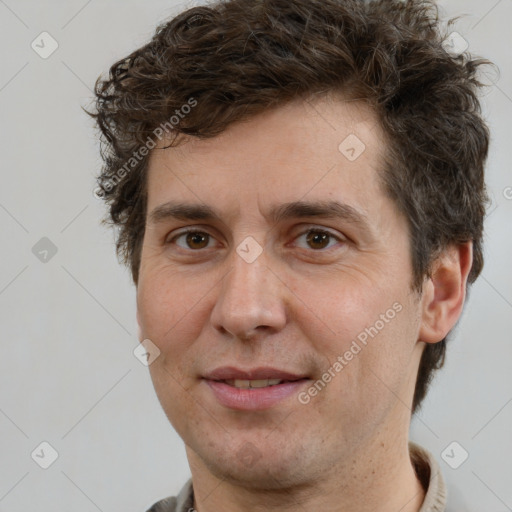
[89,0,493,415]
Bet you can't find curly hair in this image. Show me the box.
[88,0,493,415]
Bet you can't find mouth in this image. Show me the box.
[202,367,310,410]
[203,366,308,382]
[222,378,295,389]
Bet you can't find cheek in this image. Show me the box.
[136,270,201,361]
[300,277,414,398]
[296,275,392,353]
[329,300,418,414]
[139,272,204,417]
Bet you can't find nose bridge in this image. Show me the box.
[210,244,286,339]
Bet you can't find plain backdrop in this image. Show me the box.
[0,0,511,510]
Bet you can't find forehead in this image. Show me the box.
[145,94,392,227]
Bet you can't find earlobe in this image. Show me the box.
[418,241,473,344]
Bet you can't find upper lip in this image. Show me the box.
[203,366,308,381]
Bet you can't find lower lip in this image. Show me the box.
[204,379,310,411]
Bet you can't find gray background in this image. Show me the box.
[0,0,511,510]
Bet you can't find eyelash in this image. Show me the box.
[166,227,345,252]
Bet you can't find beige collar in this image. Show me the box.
[410,441,447,511]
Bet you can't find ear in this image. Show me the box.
[136,307,143,342]
[418,241,473,344]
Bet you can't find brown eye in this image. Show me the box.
[186,232,210,249]
[295,228,344,251]
[306,231,331,250]
[170,230,213,250]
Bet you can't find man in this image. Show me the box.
[90,0,492,510]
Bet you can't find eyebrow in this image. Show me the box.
[148,199,372,232]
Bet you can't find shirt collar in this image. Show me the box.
[410,441,447,511]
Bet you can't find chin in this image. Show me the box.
[197,442,315,490]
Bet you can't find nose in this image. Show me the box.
[210,246,288,341]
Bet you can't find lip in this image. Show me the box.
[204,379,310,410]
[203,366,308,381]
[202,366,310,411]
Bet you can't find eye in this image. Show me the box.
[293,228,345,251]
[168,229,216,250]
[166,227,345,253]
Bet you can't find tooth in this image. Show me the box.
[233,379,251,388]
[225,379,285,388]
[249,379,270,388]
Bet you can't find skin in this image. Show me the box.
[136,92,473,512]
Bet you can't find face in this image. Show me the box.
[136,94,426,488]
